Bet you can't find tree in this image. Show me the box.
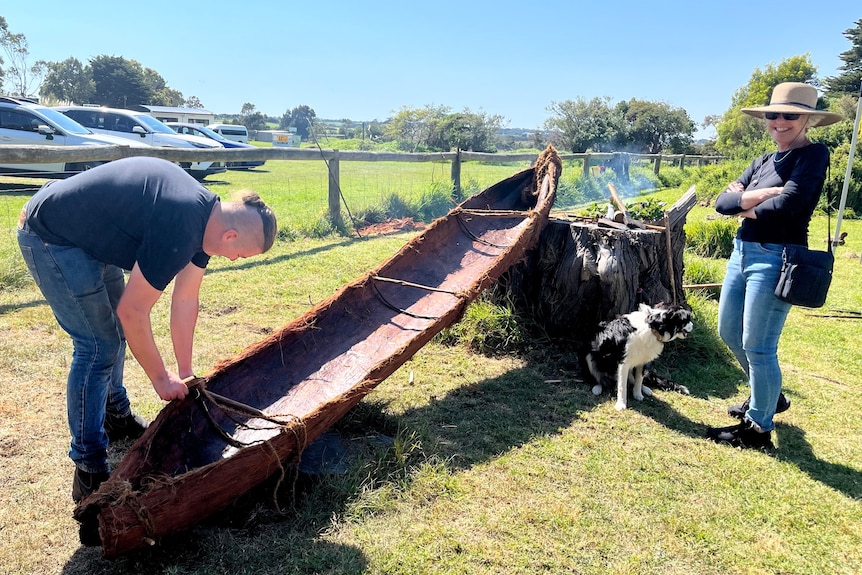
[280,105,317,140]
[237,103,267,131]
[715,55,818,156]
[425,109,505,152]
[0,17,47,97]
[240,102,257,117]
[141,66,183,106]
[385,106,434,151]
[184,96,204,108]
[614,99,695,154]
[825,18,862,96]
[89,55,154,108]
[544,97,618,153]
[40,57,94,103]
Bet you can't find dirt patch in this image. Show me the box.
[357,218,426,236]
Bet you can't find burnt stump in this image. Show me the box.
[497,187,696,345]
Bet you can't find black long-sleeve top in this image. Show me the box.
[714,143,829,247]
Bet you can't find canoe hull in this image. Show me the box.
[76,146,561,557]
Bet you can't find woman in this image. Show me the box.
[706,82,842,449]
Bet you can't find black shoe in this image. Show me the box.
[727,393,790,419]
[74,503,103,546]
[72,468,110,504]
[706,420,774,450]
[78,519,102,546]
[105,411,148,442]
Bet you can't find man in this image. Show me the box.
[16,157,277,502]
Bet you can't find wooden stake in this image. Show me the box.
[664,212,676,305]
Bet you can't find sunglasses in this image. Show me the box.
[764,112,801,121]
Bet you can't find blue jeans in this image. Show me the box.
[718,239,792,432]
[17,220,131,473]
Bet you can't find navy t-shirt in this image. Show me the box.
[714,143,828,246]
[25,157,219,291]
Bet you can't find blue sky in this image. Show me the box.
[3,1,858,138]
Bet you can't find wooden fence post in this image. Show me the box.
[451,149,462,200]
[583,153,591,178]
[653,156,661,175]
[327,155,342,225]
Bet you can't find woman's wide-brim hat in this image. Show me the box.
[741,82,843,127]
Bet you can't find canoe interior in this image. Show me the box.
[117,167,545,483]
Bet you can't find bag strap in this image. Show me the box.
[826,163,833,255]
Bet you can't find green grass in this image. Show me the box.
[210,157,536,232]
[1,163,861,575]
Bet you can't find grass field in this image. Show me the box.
[0,160,861,575]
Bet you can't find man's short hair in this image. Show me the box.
[240,192,277,252]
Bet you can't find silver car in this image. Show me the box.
[54,105,226,180]
[0,96,150,178]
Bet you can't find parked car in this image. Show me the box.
[207,123,249,143]
[0,96,151,178]
[54,106,226,180]
[165,122,265,170]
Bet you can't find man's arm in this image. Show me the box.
[116,264,189,401]
[170,262,205,379]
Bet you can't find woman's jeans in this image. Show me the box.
[718,239,792,432]
[17,221,130,474]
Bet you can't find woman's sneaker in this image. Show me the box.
[727,393,790,419]
[104,411,148,442]
[706,420,774,450]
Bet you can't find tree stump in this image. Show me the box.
[497,187,697,345]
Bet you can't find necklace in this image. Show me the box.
[774,149,794,163]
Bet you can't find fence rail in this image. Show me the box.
[0,144,723,223]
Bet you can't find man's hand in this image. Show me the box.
[152,370,190,401]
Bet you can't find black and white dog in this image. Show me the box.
[585,303,693,411]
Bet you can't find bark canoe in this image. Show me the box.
[75,146,562,557]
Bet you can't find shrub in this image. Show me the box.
[627,198,667,222]
[276,225,300,243]
[826,141,862,214]
[383,193,416,220]
[686,217,737,259]
[354,205,387,226]
[416,182,455,222]
[680,160,750,205]
[683,253,726,300]
[300,212,342,238]
[656,166,685,189]
[435,296,526,355]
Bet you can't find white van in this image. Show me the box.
[207,123,249,143]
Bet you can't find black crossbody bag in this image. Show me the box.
[774,178,834,308]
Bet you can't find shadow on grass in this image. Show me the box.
[205,236,363,276]
[0,297,45,316]
[60,533,367,575]
[58,352,859,572]
[774,423,862,500]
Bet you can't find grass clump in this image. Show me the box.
[436,296,527,356]
[686,217,737,258]
[0,240,28,290]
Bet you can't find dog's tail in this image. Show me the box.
[581,352,607,395]
[643,370,690,395]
